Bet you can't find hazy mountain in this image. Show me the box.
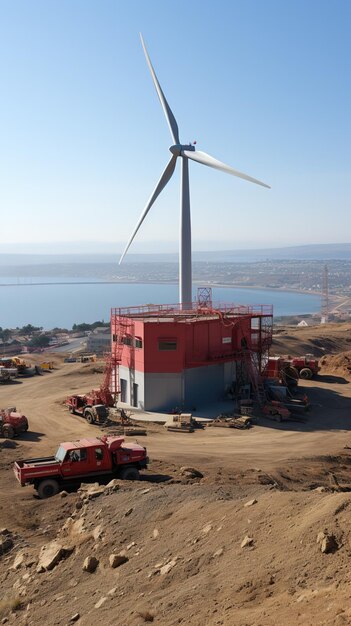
[0,243,350,267]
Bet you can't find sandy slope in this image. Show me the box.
[1,325,351,625]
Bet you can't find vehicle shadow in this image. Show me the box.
[21,431,45,442]
[257,383,351,433]
[316,373,349,385]
[0,439,18,449]
[141,472,172,483]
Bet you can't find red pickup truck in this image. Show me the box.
[14,435,148,498]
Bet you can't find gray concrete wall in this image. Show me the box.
[119,366,145,409]
[144,372,183,412]
[142,360,237,411]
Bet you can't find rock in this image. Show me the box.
[69,614,80,623]
[83,556,99,573]
[86,487,105,499]
[153,529,159,539]
[124,508,133,517]
[241,535,254,548]
[160,558,177,575]
[0,536,13,555]
[0,528,10,535]
[180,467,203,479]
[315,486,326,493]
[104,479,121,492]
[12,551,26,570]
[213,547,224,558]
[316,532,326,544]
[126,542,136,550]
[141,488,151,494]
[321,534,338,554]
[92,525,103,541]
[109,553,128,568]
[202,524,212,535]
[37,541,72,572]
[60,491,69,498]
[244,499,257,507]
[108,588,117,596]
[94,597,108,609]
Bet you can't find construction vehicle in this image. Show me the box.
[164,413,198,432]
[0,357,28,375]
[13,435,148,498]
[0,408,28,438]
[65,353,115,424]
[261,401,292,422]
[265,384,310,413]
[286,355,319,379]
[264,355,319,382]
[65,392,110,424]
[0,366,18,383]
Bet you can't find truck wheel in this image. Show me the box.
[2,424,15,438]
[299,368,313,380]
[37,479,60,499]
[119,466,140,481]
[84,410,95,424]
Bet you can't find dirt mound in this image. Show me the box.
[2,480,351,626]
[272,321,351,358]
[319,352,351,379]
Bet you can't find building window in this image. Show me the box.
[122,335,133,346]
[158,339,177,351]
[135,337,143,349]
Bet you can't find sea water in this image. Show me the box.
[0,278,321,329]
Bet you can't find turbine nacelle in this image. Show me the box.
[169,144,195,157]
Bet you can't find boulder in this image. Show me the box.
[12,551,26,570]
[160,558,177,576]
[83,556,99,573]
[104,479,121,492]
[180,467,203,479]
[37,541,73,572]
[109,552,128,568]
[244,499,257,507]
[321,535,338,554]
[0,536,13,555]
[241,535,254,548]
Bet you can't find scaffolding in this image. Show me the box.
[110,315,135,402]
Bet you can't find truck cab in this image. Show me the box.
[14,436,148,498]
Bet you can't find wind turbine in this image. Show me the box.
[120,34,270,309]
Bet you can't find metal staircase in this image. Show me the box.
[242,349,267,407]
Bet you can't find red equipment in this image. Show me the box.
[66,392,110,424]
[0,408,28,439]
[65,354,115,424]
[286,355,320,379]
[14,435,148,498]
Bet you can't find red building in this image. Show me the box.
[111,302,273,412]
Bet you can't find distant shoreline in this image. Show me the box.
[0,278,325,297]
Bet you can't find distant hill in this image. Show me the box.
[0,242,350,266]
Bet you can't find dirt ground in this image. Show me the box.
[1,324,351,625]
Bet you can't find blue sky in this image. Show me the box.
[0,0,350,253]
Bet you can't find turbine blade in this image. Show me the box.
[140,33,180,144]
[119,155,177,264]
[182,149,270,189]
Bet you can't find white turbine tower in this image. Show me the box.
[120,34,270,309]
